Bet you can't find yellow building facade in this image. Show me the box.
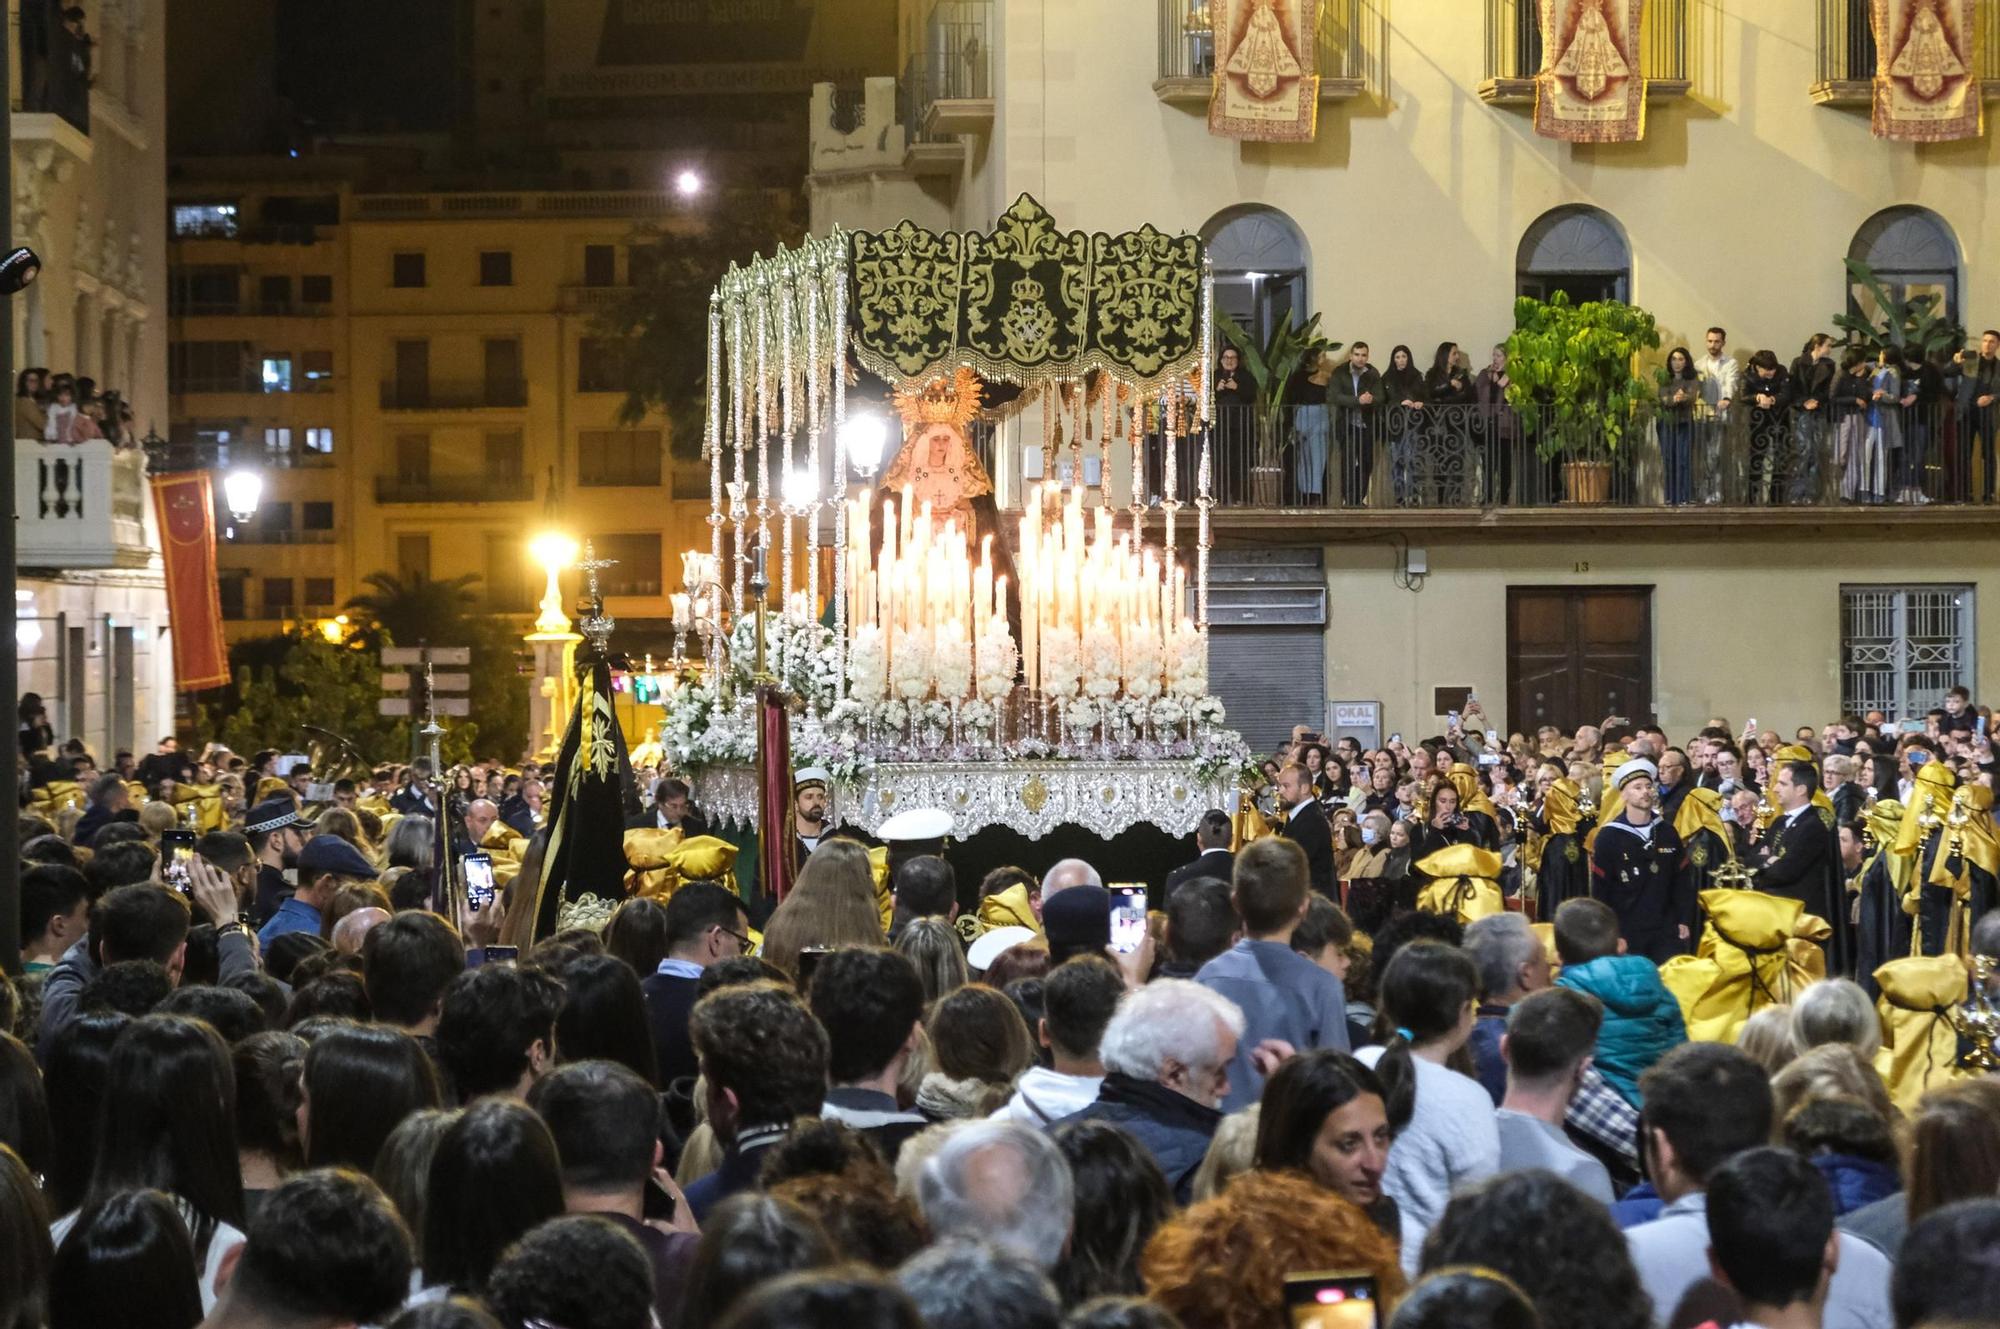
[168,183,710,644]
[808,0,2000,747]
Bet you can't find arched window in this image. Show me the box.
[1848,206,1959,326]
[1516,206,1631,305]
[1203,205,1310,343]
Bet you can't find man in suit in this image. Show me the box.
[1327,342,1384,508]
[639,881,752,1087]
[1749,760,1835,921]
[390,758,439,816]
[626,776,707,835]
[1164,809,1236,904]
[1275,762,1334,897]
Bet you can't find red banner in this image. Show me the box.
[758,683,798,900]
[150,472,231,692]
[1872,0,1983,142]
[1535,0,1647,143]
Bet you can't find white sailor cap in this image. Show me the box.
[1613,759,1660,789]
[793,766,832,791]
[878,807,954,843]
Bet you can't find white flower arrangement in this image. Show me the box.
[1150,697,1188,727]
[975,630,1019,702]
[1064,698,1100,731]
[1081,623,1122,700]
[890,626,933,702]
[932,633,973,703]
[921,700,953,731]
[1168,628,1209,698]
[1122,634,1163,700]
[847,625,887,703]
[1192,724,1255,785]
[876,699,909,731]
[1041,629,1081,700]
[1191,695,1227,728]
[961,697,997,734]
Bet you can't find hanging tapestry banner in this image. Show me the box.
[1534,0,1647,143]
[1871,0,1983,142]
[149,471,231,692]
[846,195,1205,391]
[1207,0,1320,143]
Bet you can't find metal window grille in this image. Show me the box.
[1840,584,1975,720]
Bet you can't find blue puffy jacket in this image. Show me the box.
[1812,1153,1902,1217]
[1556,956,1688,1106]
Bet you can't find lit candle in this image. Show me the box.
[671,592,690,629]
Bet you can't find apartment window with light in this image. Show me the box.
[479,251,514,286]
[260,356,293,392]
[578,428,662,486]
[304,427,334,456]
[391,252,427,288]
[172,203,239,238]
[301,350,334,387]
[262,427,293,454]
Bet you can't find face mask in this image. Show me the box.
[1361,826,1379,846]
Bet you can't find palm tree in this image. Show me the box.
[344,570,482,647]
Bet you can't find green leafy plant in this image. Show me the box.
[1503,292,1661,459]
[1833,258,1965,360]
[1216,311,1341,446]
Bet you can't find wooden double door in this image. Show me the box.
[1507,586,1653,734]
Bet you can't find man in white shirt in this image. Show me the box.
[1494,988,1614,1204]
[1704,1146,1841,1329]
[1694,326,1739,504]
[993,954,1123,1125]
[1625,1043,1892,1329]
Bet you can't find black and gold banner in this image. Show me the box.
[848,195,1205,391]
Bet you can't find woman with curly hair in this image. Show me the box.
[1418,1170,1649,1329]
[759,839,887,978]
[1142,1169,1404,1329]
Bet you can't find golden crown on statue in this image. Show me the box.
[893,365,984,431]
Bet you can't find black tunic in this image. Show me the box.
[1590,815,1690,964]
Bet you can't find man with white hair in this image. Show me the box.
[331,906,391,956]
[1054,978,1244,1203]
[1039,857,1102,910]
[916,1119,1074,1269]
[1462,911,1553,1104]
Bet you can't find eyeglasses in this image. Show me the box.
[715,924,753,956]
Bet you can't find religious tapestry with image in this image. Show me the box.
[1534,0,1646,143]
[1207,0,1320,142]
[1871,0,1983,142]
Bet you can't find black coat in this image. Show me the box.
[1164,849,1236,903]
[1589,816,1691,963]
[1329,363,1385,422]
[641,971,704,1087]
[1281,801,1336,897]
[1751,807,1835,917]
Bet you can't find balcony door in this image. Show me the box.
[1507,586,1653,733]
[484,337,521,406]
[394,338,429,406]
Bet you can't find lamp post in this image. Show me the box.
[840,412,889,484]
[525,532,583,761]
[223,469,264,528]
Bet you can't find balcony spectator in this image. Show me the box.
[1861,349,1904,507]
[1899,346,1944,503]
[1832,346,1875,503]
[1213,344,1254,504]
[1287,349,1335,504]
[1656,347,1700,506]
[1744,349,1795,505]
[42,383,86,445]
[1788,334,1836,503]
[16,369,48,439]
[1694,326,1738,503]
[1422,342,1474,504]
[1475,344,1518,505]
[1382,345,1425,506]
[1962,329,2000,503]
[1330,342,1383,508]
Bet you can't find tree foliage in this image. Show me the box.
[1503,292,1661,458]
[195,630,438,769]
[593,188,807,460]
[1216,311,1339,443]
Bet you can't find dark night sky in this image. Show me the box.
[273,0,463,133]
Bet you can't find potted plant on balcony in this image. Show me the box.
[1832,259,1965,359]
[1503,292,1660,504]
[1217,311,1338,506]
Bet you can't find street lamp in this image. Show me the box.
[222,469,263,524]
[529,532,579,636]
[840,412,889,481]
[674,169,703,198]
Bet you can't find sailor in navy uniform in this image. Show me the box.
[1589,760,1692,965]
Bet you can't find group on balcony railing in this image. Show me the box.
[15,369,138,448]
[16,0,94,133]
[1188,328,2000,511]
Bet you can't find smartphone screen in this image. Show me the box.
[160,829,196,894]
[1109,885,1148,954]
[1283,1271,1380,1329]
[462,853,496,912]
[797,946,832,988]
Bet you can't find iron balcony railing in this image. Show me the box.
[925,0,993,99]
[1169,398,1997,511]
[379,379,527,411]
[1484,0,1687,86]
[373,475,534,504]
[1817,0,2000,83]
[1159,0,1367,85]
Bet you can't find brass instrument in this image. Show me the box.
[1953,955,2000,1073]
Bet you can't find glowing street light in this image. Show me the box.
[840,412,889,481]
[222,469,264,523]
[529,532,579,636]
[674,169,704,198]
[781,468,818,511]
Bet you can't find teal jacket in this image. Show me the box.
[1556,956,1688,1106]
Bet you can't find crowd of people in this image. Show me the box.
[1201,327,2000,508]
[4,681,2000,1329]
[14,369,139,447]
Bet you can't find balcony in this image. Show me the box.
[1163,402,2000,534]
[373,475,535,504]
[917,0,994,134]
[172,301,332,318]
[560,284,631,313]
[16,440,150,570]
[1812,0,2000,105]
[379,380,527,411]
[898,61,969,176]
[1156,0,1368,105]
[1479,0,1690,105]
